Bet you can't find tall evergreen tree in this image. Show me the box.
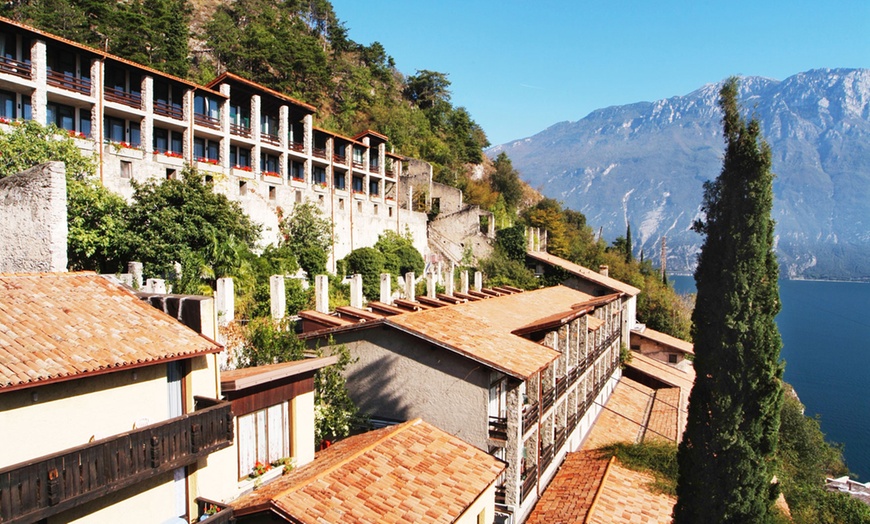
[625,223,633,263]
[674,78,783,523]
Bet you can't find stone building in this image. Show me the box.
[0,17,428,270]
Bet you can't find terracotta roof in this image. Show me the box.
[353,129,389,142]
[527,251,641,296]
[386,286,594,379]
[586,460,676,523]
[526,450,612,524]
[582,376,659,449]
[631,326,695,355]
[207,72,315,111]
[232,419,504,523]
[511,293,619,336]
[0,273,221,392]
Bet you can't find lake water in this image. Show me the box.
[670,276,870,480]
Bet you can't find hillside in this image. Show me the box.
[489,69,870,280]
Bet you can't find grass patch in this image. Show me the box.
[598,440,678,496]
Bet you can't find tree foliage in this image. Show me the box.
[342,247,385,300]
[278,202,332,279]
[675,78,784,523]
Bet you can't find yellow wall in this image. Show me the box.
[454,483,497,524]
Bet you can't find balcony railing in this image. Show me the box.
[333,153,347,165]
[104,87,141,108]
[540,443,555,470]
[313,147,327,159]
[521,467,538,500]
[46,70,90,95]
[230,123,251,138]
[194,113,220,130]
[0,56,31,79]
[541,387,555,413]
[522,402,539,434]
[555,427,567,451]
[262,132,280,146]
[153,100,183,120]
[369,161,379,172]
[494,484,506,506]
[352,159,365,169]
[555,376,568,398]
[196,497,233,524]
[0,397,233,524]
[289,140,305,153]
[488,416,508,441]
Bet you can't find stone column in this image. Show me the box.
[30,40,47,125]
[315,274,329,313]
[460,270,469,294]
[251,94,262,174]
[128,261,143,290]
[89,59,102,143]
[350,273,364,308]
[444,262,455,296]
[279,104,289,179]
[141,76,154,154]
[215,277,235,326]
[379,273,391,304]
[426,273,436,298]
[474,271,483,292]
[270,275,285,320]
[219,83,231,171]
[404,272,415,301]
[146,278,166,294]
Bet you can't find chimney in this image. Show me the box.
[350,274,364,309]
[146,278,166,294]
[270,275,285,320]
[404,272,415,302]
[380,273,392,304]
[599,265,609,278]
[315,274,329,313]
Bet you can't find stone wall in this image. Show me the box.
[0,161,67,272]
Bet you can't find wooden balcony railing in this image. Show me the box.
[494,484,507,506]
[540,443,555,470]
[0,56,31,79]
[541,387,555,413]
[555,376,568,398]
[488,416,508,441]
[289,140,305,153]
[352,160,365,169]
[521,467,537,500]
[261,132,280,146]
[333,154,347,164]
[369,161,379,172]
[46,70,90,95]
[555,427,567,451]
[153,100,183,120]
[0,397,233,524]
[230,123,251,138]
[196,497,233,524]
[104,87,141,108]
[313,147,327,159]
[522,402,538,434]
[194,113,220,130]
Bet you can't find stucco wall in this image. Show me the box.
[324,327,491,449]
[454,483,497,524]
[0,161,68,272]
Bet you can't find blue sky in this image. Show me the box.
[330,0,870,146]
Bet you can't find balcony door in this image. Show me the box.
[167,361,186,521]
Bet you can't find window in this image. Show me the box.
[194,94,220,119]
[120,160,132,179]
[388,206,393,217]
[269,186,276,200]
[289,161,304,181]
[373,204,378,215]
[352,146,365,166]
[261,153,279,175]
[369,179,379,196]
[352,176,364,193]
[0,90,16,119]
[231,145,251,168]
[104,116,140,146]
[239,180,247,196]
[261,113,279,138]
[153,80,182,118]
[237,403,291,480]
[339,198,345,210]
[288,121,303,146]
[153,128,183,155]
[230,103,250,128]
[194,137,219,162]
[295,190,302,203]
[334,171,346,190]
[47,102,75,131]
[668,354,678,364]
[313,166,326,185]
[166,168,177,180]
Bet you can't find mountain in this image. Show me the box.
[489,69,870,280]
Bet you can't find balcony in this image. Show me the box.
[104,86,141,109]
[230,123,251,138]
[289,140,305,153]
[262,132,281,146]
[488,416,508,441]
[0,56,31,79]
[521,467,537,501]
[153,100,183,120]
[333,153,347,165]
[522,402,539,434]
[369,161,379,173]
[555,426,567,451]
[46,70,90,95]
[0,397,233,524]
[555,376,568,398]
[494,484,506,506]
[196,497,233,524]
[313,147,327,160]
[540,443,555,470]
[541,387,555,413]
[194,113,220,130]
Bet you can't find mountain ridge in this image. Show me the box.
[489,68,870,280]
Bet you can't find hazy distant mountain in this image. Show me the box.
[489,68,870,280]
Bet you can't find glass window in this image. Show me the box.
[369,179,379,195]
[352,176,364,192]
[290,161,304,181]
[334,171,346,190]
[261,114,278,135]
[313,166,326,185]
[170,132,182,154]
[104,116,125,142]
[79,112,91,137]
[194,137,205,159]
[237,403,290,480]
[22,95,31,120]
[154,128,168,153]
[231,146,251,168]
[129,121,141,146]
[48,102,75,131]
[352,147,364,164]
[261,153,279,173]
[0,90,15,118]
[206,139,219,160]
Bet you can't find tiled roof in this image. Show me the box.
[0,273,221,391]
[631,326,694,355]
[586,460,676,524]
[582,376,659,449]
[232,419,504,523]
[527,251,641,296]
[220,356,337,392]
[386,286,595,379]
[207,72,316,111]
[526,450,612,524]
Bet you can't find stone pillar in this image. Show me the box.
[315,274,329,313]
[542,229,549,252]
[251,93,261,173]
[219,83,231,171]
[445,262,455,296]
[141,75,154,153]
[460,270,469,294]
[182,89,194,163]
[270,275,285,320]
[426,273,436,298]
[30,40,47,125]
[599,265,609,278]
[146,278,166,294]
[404,272,415,301]
[350,273,364,308]
[380,273,391,304]
[474,271,483,292]
[303,113,313,155]
[90,59,102,143]
[279,104,289,178]
[128,261,143,290]
[215,277,235,327]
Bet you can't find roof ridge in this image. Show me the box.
[584,455,616,523]
[270,419,423,504]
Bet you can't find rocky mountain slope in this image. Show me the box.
[489,69,870,280]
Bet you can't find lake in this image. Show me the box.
[670,276,870,480]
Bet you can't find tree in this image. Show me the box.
[343,247,385,300]
[625,223,633,263]
[279,201,332,277]
[675,78,784,523]
[490,152,524,211]
[374,230,424,278]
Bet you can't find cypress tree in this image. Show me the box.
[674,78,783,523]
[625,223,633,263]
